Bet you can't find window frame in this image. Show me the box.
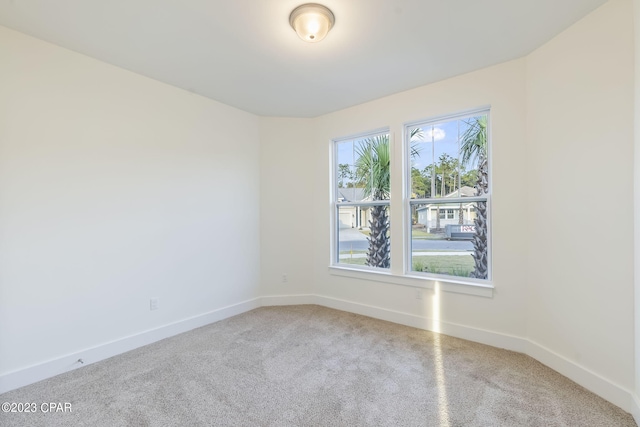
[328,107,493,296]
[331,128,391,273]
[403,107,492,284]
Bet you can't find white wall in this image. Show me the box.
[305,58,529,339]
[0,26,261,384]
[634,0,640,418]
[526,0,634,395]
[259,0,637,414]
[259,117,315,299]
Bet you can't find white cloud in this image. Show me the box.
[424,127,445,141]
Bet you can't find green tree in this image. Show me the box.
[355,135,391,267]
[355,129,422,268]
[411,167,429,198]
[460,168,477,188]
[436,153,460,196]
[432,153,455,230]
[448,158,460,194]
[337,163,353,188]
[423,164,435,196]
[411,167,430,224]
[460,116,488,279]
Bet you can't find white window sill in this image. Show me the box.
[328,265,494,298]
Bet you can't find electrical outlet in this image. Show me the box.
[150,297,159,311]
[415,289,423,300]
[282,274,288,283]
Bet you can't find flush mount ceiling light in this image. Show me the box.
[289,3,335,43]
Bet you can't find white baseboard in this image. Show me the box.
[0,298,261,395]
[632,393,640,425]
[310,294,637,416]
[259,294,316,306]
[525,339,635,414]
[2,293,637,418]
[313,294,528,352]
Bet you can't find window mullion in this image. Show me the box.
[389,130,403,276]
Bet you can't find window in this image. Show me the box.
[438,209,455,220]
[407,110,490,280]
[333,130,390,270]
[330,108,490,286]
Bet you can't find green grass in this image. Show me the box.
[337,250,367,265]
[338,251,474,278]
[338,257,368,266]
[412,255,474,277]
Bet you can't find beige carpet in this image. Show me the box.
[0,305,636,426]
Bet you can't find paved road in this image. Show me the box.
[338,228,473,252]
[340,251,471,259]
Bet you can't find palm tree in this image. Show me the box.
[355,130,422,268]
[355,135,391,268]
[460,116,488,279]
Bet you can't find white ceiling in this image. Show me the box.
[0,0,608,117]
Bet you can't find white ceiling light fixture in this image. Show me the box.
[289,3,335,43]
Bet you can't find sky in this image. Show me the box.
[335,115,484,183]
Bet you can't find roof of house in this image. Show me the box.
[337,187,367,202]
[415,186,478,211]
[444,186,477,198]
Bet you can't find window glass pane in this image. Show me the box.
[459,115,488,195]
[337,204,390,269]
[410,115,488,200]
[336,133,391,202]
[411,200,487,279]
[409,125,434,199]
[336,139,357,193]
[334,131,391,271]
